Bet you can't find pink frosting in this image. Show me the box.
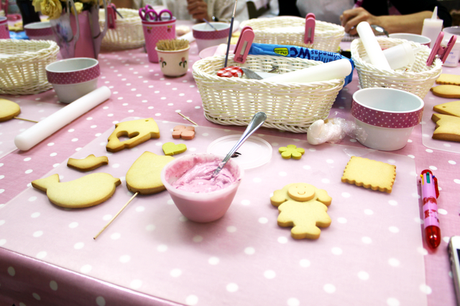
[171,160,236,193]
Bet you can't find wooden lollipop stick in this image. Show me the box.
[177,112,199,126]
[14,117,39,123]
[93,191,139,240]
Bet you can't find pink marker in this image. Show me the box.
[420,170,441,249]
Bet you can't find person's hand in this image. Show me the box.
[340,7,380,35]
[187,0,210,21]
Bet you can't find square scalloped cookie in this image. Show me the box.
[341,156,396,193]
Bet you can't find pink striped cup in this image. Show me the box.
[46,58,100,103]
[192,22,230,52]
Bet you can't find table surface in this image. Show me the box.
[1,35,460,306]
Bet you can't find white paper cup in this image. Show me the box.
[192,22,230,52]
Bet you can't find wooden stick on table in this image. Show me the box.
[93,191,139,240]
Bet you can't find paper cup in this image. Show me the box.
[142,18,176,63]
[192,22,230,52]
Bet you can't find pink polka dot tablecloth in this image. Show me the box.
[1,118,427,306]
[0,41,459,306]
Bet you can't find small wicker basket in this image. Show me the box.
[99,8,144,50]
[351,37,443,99]
[0,39,59,95]
[240,17,344,52]
[192,55,345,133]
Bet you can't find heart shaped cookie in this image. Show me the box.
[162,142,187,156]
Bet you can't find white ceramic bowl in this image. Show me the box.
[46,58,100,103]
[24,21,55,41]
[192,22,230,52]
[161,153,243,223]
[352,88,424,151]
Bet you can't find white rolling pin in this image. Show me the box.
[356,21,392,71]
[15,86,112,151]
[265,58,352,84]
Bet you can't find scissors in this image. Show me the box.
[138,5,173,22]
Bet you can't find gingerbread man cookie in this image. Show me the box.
[106,118,160,152]
[271,183,332,239]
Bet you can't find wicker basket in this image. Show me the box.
[0,39,59,95]
[240,17,344,52]
[192,55,345,133]
[351,37,443,99]
[99,8,144,50]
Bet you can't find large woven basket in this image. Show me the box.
[0,39,59,95]
[351,37,443,99]
[99,8,144,50]
[240,17,344,52]
[192,55,345,133]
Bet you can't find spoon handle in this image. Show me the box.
[213,112,267,176]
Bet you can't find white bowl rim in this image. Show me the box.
[352,87,424,114]
[24,21,52,30]
[46,57,99,73]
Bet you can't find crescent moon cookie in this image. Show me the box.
[126,151,175,194]
[341,156,396,193]
[106,118,160,152]
[271,183,332,240]
[31,173,121,208]
[0,99,21,122]
[67,154,109,172]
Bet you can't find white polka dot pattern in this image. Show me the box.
[192,28,229,40]
[351,100,423,128]
[142,19,176,63]
[46,64,101,85]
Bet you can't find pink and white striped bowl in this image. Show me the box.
[46,58,100,103]
[352,88,424,151]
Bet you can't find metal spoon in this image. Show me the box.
[371,24,389,37]
[211,112,267,178]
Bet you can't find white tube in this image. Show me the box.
[356,21,391,71]
[265,58,352,84]
[421,6,443,48]
[15,86,112,151]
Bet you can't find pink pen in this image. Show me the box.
[420,170,441,249]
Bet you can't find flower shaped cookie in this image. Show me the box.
[279,145,305,160]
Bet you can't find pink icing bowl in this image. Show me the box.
[352,88,424,151]
[161,153,244,223]
[46,58,100,103]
